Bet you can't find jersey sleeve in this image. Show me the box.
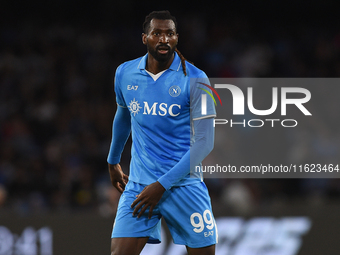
[190,73,216,121]
[107,105,131,165]
[114,64,127,108]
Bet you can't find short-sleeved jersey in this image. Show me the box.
[114,52,215,187]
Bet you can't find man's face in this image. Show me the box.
[142,19,178,63]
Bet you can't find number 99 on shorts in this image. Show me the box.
[190,210,215,237]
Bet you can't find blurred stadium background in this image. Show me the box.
[0,0,340,254]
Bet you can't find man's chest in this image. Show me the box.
[121,74,190,119]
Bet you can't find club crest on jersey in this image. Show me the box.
[128,98,142,116]
[169,85,181,97]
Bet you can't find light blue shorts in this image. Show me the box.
[111,181,218,248]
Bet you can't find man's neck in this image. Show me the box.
[146,53,175,74]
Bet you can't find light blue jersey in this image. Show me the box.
[112,52,215,188]
[110,52,218,247]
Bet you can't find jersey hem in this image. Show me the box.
[128,178,202,188]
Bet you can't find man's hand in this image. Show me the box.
[131,181,166,219]
[108,163,129,193]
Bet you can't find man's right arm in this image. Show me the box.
[107,106,131,193]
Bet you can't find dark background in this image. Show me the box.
[0,1,340,254]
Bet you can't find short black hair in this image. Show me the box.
[143,10,177,34]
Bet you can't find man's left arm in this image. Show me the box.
[131,117,214,218]
[158,117,214,189]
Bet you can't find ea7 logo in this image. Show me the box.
[143,102,181,117]
[202,85,312,116]
[127,85,138,90]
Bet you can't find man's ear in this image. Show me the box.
[142,33,147,45]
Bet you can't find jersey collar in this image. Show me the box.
[137,52,182,72]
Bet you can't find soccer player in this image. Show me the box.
[107,10,217,255]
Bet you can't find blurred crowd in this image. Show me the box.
[0,11,340,216]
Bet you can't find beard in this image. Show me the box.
[147,43,177,63]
